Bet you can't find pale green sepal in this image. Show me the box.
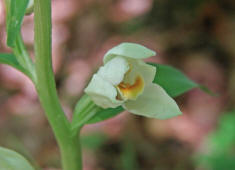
[103,42,156,63]
[85,74,123,108]
[0,146,35,170]
[98,56,129,85]
[123,84,182,119]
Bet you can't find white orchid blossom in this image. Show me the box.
[85,43,181,119]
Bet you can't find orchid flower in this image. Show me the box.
[85,43,181,119]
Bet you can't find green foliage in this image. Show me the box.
[0,53,31,77]
[5,0,29,47]
[86,106,124,124]
[1,0,217,169]
[196,110,235,170]
[0,146,34,170]
[150,63,212,97]
[3,1,35,82]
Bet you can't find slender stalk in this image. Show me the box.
[34,0,82,169]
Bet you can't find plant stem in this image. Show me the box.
[34,0,82,169]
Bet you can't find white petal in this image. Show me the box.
[126,59,156,85]
[103,43,156,63]
[123,84,182,119]
[97,56,129,85]
[85,74,123,108]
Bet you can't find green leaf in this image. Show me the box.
[0,146,35,170]
[86,106,124,124]
[149,63,213,97]
[0,53,31,77]
[5,0,29,47]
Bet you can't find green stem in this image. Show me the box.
[34,0,82,169]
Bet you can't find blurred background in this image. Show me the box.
[0,0,235,169]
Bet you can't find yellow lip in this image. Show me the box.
[117,75,144,100]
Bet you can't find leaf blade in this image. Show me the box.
[6,0,29,47]
[86,106,124,124]
[0,146,35,170]
[149,63,212,97]
[0,53,31,77]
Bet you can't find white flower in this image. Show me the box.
[85,43,181,119]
